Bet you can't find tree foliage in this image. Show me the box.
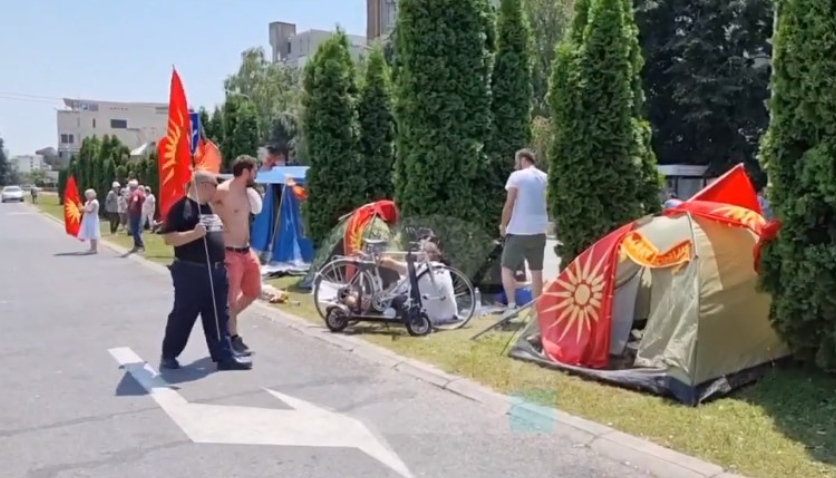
[548,0,647,263]
[394,0,497,275]
[636,0,772,184]
[486,0,534,227]
[358,45,396,201]
[758,0,836,370]
[523,0,575,117]
[302,29,365,244]
[220,96,261,170]
[0,136,15,186]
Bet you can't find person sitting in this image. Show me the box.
[378,242,459,324]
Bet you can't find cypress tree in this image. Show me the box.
[758,0,836,370]
[393,0,496,276]
[221,97,241,171]
[231,98,260,158]
[302,29,365,244]
[486,0,534,228]
[358,45,395,201]
[548,0,643,263]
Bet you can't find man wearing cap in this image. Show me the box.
[158,170,252,371]
[104,182,121,234]
[127,180,146,252]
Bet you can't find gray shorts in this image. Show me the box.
[501,233,547,271]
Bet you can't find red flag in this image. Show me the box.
[688,163,761,215]
[157,68,193,220]
[63,176,84,238]
[285,178,308,200]
[537,222,636,368]
[194,138,222,175]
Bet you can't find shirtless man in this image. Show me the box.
[214,155,264,354]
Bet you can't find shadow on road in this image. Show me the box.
[53,251,93,257]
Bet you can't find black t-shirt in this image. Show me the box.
[159,196,226,263]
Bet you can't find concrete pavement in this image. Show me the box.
[0,202,677,478]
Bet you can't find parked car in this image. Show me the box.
[1,185,25,203]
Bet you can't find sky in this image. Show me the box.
[0,0,366,156]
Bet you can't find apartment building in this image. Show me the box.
[269,21,368,67]
[56,98,169,161]
[367,0,399,40]
[10,154,45,174]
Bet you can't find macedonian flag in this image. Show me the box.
[63,176,84,238]
[157,68,193,220]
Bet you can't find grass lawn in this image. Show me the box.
[31,197,836,478]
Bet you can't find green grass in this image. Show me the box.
[31,197,836,478]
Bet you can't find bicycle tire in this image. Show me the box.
[415,264,477,331]
[313,258,374,320]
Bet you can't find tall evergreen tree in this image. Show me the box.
[486,0,534,227]
[302,29,365,244]
[358,45,395,201]
[548,0,643,263]
[221,97,241,170]
[208,106,224,145]
[758,0,836,370]
[394,0,496,276]
[0,136,12,186]
[198,107,211,141]
[229,97,260,160]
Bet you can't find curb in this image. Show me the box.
[32,205,751,478]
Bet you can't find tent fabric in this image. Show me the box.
[298,201,397,290]
[250,167,314,273]
[509,165,791,406]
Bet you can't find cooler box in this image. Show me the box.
[498,285,534,306]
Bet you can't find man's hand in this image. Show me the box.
[499,224,507,237]
[193,223,207,239]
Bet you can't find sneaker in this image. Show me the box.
[217,356,253,371]
[160,357,181,370]
[232,336,251,354]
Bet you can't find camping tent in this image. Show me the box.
[298,200,399,290]
[509,165,790,405]
[250,166,314,273]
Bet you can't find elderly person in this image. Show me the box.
[117,187,128,233]
[127,179,146,252]
[104,182,121,234]
[78,189,101,254]
[143,186,157,231]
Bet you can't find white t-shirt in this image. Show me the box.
[505,166,549,235]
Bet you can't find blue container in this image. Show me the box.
[498,285,534,306]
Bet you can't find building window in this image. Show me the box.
[92,118,96,128]
[68,134,74,144]
[110,119,128,129]
[61,134,69,144]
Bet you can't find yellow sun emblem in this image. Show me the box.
[542,248,609,343]
[161,110,185,186]
[64,200,82,224]
[713,205,765,231]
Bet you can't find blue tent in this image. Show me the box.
[250,166,314,273]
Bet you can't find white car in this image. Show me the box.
[1,185,24,203]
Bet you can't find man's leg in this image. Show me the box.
[227,251,262,353]
[161,262,201,368]
[225,252,245,339]
[500,235,525,310]
[130,215,144,249]
[199,266,248,366]
[109,213,118,234]
[524,233,548,299]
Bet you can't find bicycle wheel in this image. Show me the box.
[313,259,374,320]
[416,264,477,331]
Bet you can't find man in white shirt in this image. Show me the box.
[499,149,549,310]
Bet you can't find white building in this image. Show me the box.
[269,21,368,67]
[56,98,169,161]
[10,154,45,174]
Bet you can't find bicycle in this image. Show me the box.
[312,227,477,336]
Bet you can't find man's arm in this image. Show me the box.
[500,175,519,235]
[163,229,203,247]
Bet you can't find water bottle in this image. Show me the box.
[474,287,483,313]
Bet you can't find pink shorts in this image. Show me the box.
[225,249,262,302]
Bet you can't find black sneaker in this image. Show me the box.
[217,356,253,371]
[160,357,181,370]
[232,336,251,354]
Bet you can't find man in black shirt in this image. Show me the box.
[158,171,252,371]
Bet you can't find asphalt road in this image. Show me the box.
[0,202,651,478]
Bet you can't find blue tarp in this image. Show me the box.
[250,167,314,272]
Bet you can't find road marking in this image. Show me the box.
[108,347,412,478]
